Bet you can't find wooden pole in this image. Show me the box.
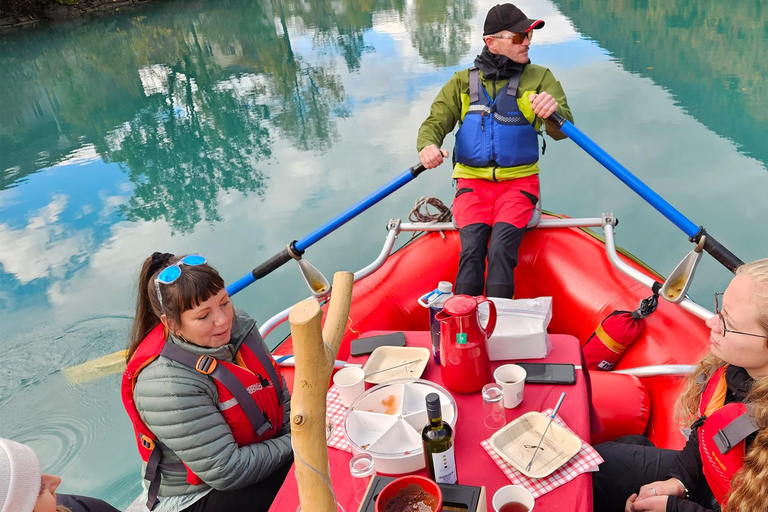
[290,271,354,512]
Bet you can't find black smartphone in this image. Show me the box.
[515,362,577,385]
[350,332,407,357]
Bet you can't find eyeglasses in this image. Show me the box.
[154,254,207,312]
[714,292,767,339]
[489,31,533,44]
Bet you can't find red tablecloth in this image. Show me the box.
[270,331,593,512]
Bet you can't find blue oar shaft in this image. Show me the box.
[549,113,742,272]
[226,163,427,296]
[296,167,420,252]
[550,114,699,237]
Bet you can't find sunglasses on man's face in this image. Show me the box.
[489,31,533,44]
[154,254,207,312]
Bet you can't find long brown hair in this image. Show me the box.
[127,253,225,362]
[675,258,768,511]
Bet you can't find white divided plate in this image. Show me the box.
[344,379,457,475]
[488,411,582,479]
[362,346,430,384]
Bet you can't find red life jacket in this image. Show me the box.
[121,324,285,510]
[697,366,758,506]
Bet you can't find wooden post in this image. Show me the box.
[289,271,354,512]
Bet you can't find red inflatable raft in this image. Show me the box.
[272,213,710,450]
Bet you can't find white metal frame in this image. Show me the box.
[261,212,715,381]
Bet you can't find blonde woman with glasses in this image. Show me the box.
[593,259,768,512]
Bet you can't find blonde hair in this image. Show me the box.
[675,258,768,511]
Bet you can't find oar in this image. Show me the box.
[548,112,743,273]
[226,162,428,296]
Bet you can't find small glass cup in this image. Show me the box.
[349,453,375,504]
[482,383,506,430]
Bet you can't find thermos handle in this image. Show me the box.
[477,298,497,337]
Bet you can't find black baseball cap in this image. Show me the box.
[483,3,545,36]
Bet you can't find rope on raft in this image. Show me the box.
[407,196,452,240]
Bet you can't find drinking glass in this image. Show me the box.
[349,452,375,504]
[482,383,506,429]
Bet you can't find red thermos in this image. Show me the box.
[435,295,497,393]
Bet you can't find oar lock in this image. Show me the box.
[287,241,332,299]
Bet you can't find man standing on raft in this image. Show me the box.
[417,3,573,298]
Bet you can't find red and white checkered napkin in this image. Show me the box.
[480,408,604,498]
[326,385,352,453]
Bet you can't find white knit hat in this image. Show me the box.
[0,438,42,512]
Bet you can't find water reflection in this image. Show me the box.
[553,0,768,170]
[0,0,766,507]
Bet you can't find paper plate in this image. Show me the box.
[363,346,430,384]
[344,379,457,474]
[488,411,582,478]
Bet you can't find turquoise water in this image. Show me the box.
[1,0,766,507]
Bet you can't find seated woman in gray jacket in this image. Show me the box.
[121,253,293,512]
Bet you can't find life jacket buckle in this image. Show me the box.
[716,428,732,452]
[195,355,218,375]
[140,434,155,451]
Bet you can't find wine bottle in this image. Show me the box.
[421,392,457,484]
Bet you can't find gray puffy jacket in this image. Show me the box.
[133,308,292,496]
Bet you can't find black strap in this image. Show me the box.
[714,406,758,454]
[505,68,522,98]
[144,443,163,510]
[468,67,479,103]
[160,344,273,437]
[143,440,185,510]
[243,330,285,405]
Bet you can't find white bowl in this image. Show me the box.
[344,379,457,474]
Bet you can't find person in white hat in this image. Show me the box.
[0,437,49,512]
[1,438,119,512]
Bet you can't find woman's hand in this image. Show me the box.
[625,478,685,511]
[625,493,669,512]
[637,479,686,500]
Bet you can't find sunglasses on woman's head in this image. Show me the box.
[154,254,207,312]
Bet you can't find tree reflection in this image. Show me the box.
[407,0,476,67]
[111,66,271,233]
[554,0,768,170]
[0,0,489,236]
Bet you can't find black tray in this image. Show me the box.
[358,475,482,512]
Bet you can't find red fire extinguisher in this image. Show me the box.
[583,294,658,371]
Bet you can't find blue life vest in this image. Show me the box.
[454,67,540,169]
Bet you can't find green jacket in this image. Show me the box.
[417,64,573,181]
[133,308,292,497]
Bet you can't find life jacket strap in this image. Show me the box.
[469,67,479,103]
[505,68,522,98]
[143,438,185,510]
[243,330,285,406]
[714,406,758,454]
[160,343,274,437]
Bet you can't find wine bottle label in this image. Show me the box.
[431,445,457,484]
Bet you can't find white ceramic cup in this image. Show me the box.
[333,367,365,407]
[494,364,526,409]
[492,485,535,512]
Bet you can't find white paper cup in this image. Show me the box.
[492,485,535,512]
[494,364,526,409]
[333,367,365,407]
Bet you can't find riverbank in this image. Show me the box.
[0,0,152,30]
